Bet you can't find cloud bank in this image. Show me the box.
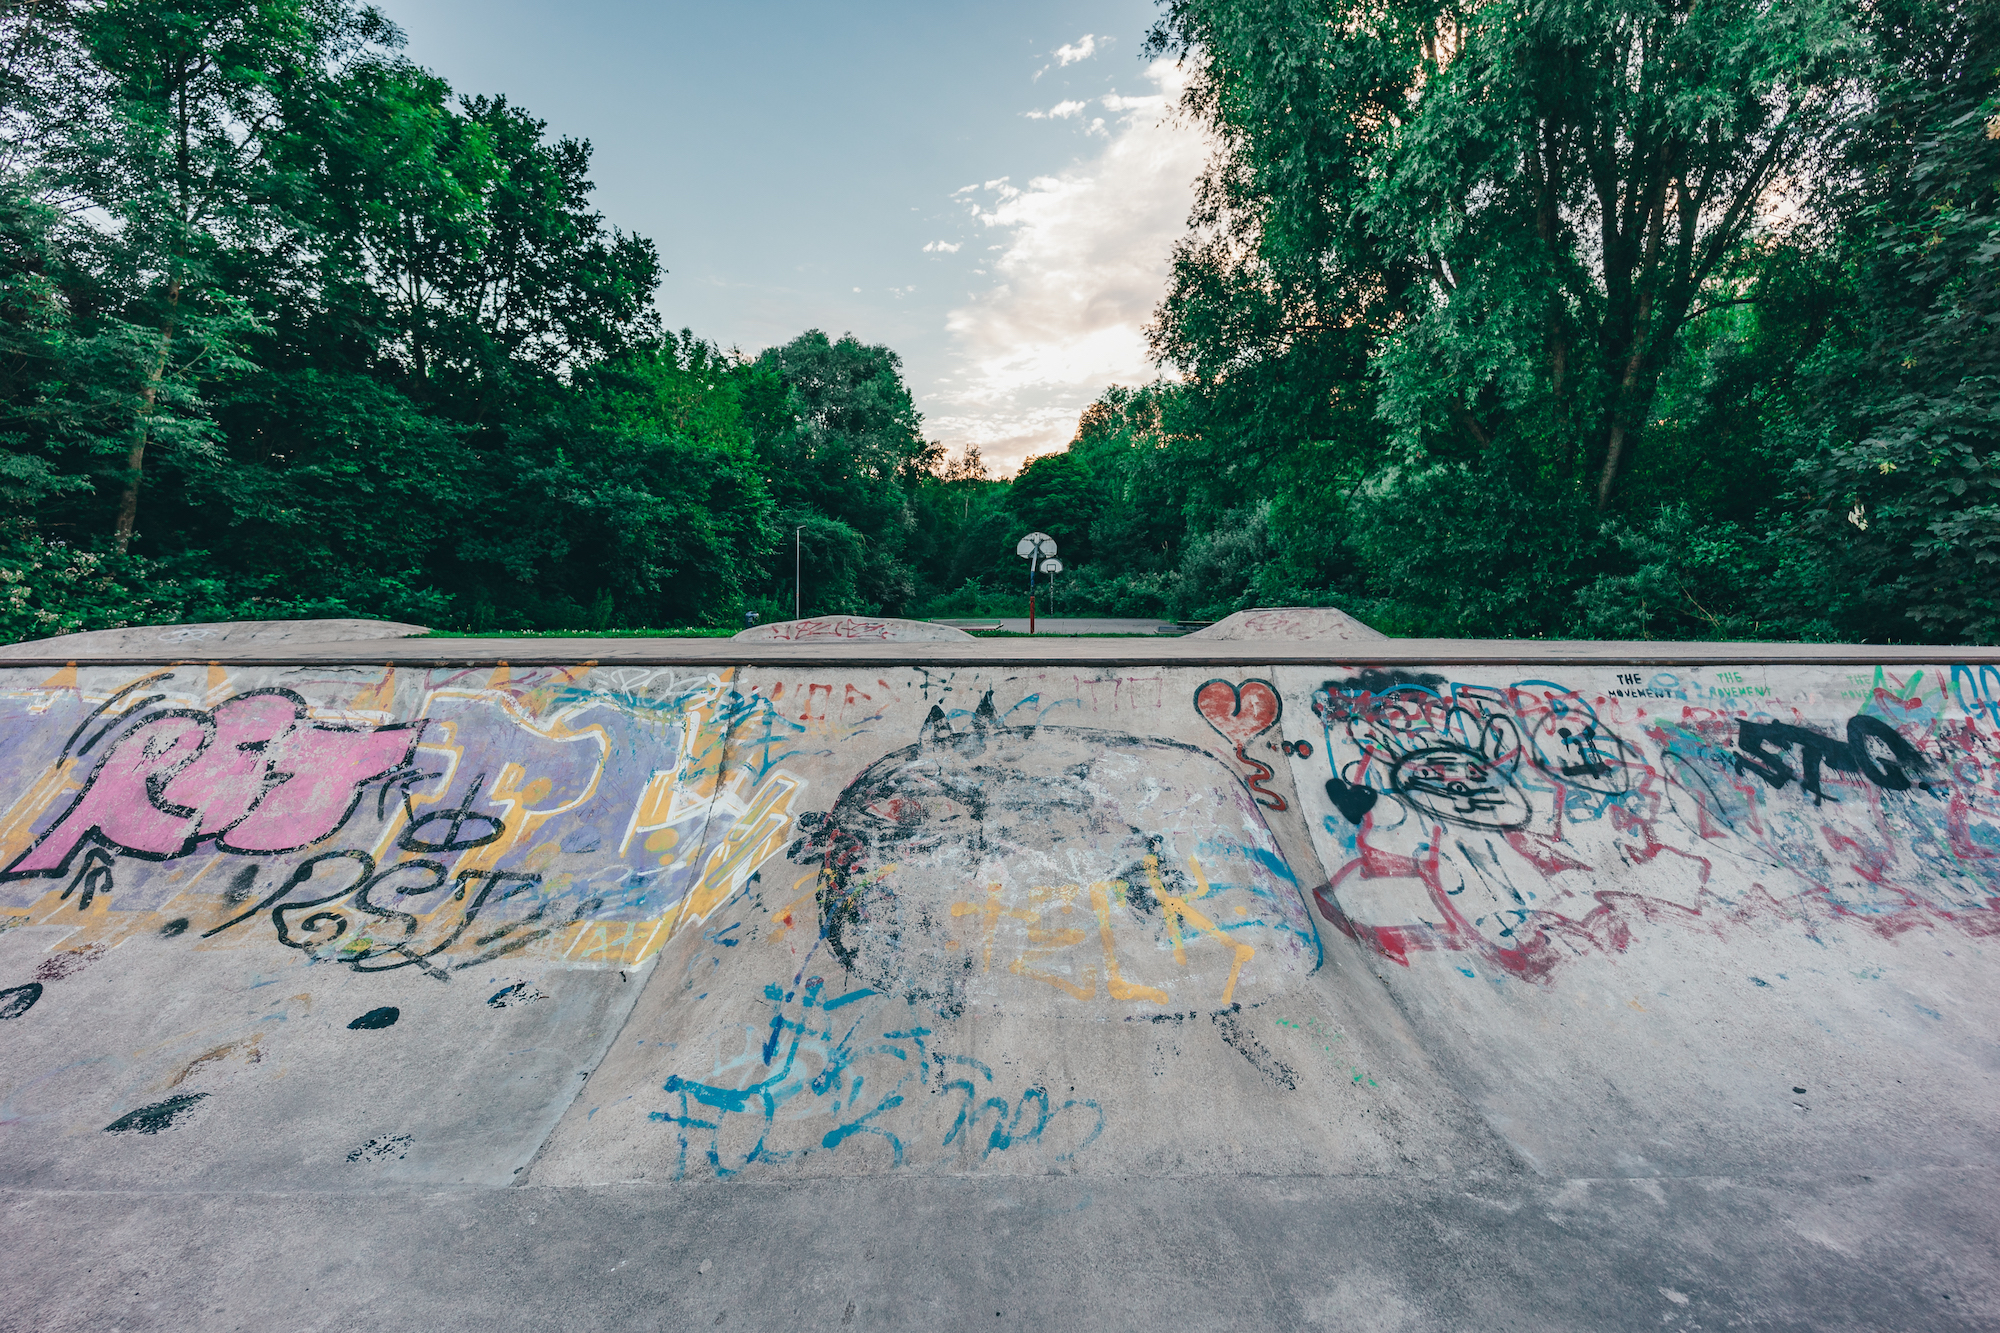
[925,61,1205,475]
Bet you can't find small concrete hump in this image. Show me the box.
[732,616,973,642]
[1184,606,1387,642]
[0,617,431,658]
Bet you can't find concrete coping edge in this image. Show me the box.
[0,637,1993,668]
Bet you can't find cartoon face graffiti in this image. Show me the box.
[787,695,1318,1019]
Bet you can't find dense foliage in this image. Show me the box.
[0,0,1993,642]
[1065,0,1998,641]
[0,0,1007,638]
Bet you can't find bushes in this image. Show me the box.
[0,524,190,641]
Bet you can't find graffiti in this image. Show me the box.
[736,617,968,643]
[1951,663,2000,727]
[3,688,422,879]
[0,664,804,977]
[788,692,1318,1020]
[1734,714,1932,804]
[347,1134,412,1162]
[0,982,39,1019]
[1212,1004,1297,1089]
[1310,673,1640,832]
[1195,678,1288,810]
[103,1092,209,1134]
[1298,666,2000,983]
[648,967,1103,1178]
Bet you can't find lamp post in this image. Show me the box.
[794,526,803,621]
[1015,531,1056,633]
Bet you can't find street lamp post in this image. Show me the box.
[1015,532,1056,634]
[794,526,803,621]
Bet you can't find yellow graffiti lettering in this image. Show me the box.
[1090,881,1168,1005]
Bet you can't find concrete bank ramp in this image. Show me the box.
[0,653,1994,1329]
[0,617,430,658]
[1184,606,1386,641]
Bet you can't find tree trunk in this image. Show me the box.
[113,283,179,555]
[1596,331,1657,510]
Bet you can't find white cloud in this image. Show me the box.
[1025,99,1087,120]
[1099,90,1166,114]
[1034,34,1103,80]
[1055,35,1099,65]
[922,60,1207,475]
[923,240,961,253]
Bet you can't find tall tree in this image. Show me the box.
[748,330,940,615]
[1148,0,1862,508]
[66,0,384,550]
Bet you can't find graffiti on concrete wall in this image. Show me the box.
[649,962,1104,1177]
[787,691,1318,1020]
[1293,665,2000,980]
[0,663,804,979]
[632,681,1326,1177]
[1195,678,1293,811]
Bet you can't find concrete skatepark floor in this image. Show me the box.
[0,636,1994,1330]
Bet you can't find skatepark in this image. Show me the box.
[0,612,1994,1330]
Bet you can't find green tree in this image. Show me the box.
[1148,0,1862,509]
[748,330,940,615]
[1778,0,2000,642]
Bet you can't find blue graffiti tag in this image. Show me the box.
[649,974,1103,1179]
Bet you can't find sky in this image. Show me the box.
[372,0,1210,475]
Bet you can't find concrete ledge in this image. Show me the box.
[0,634,1992,668]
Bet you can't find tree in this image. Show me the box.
[1007,450,1101,566]
[748,330,940,615]
[64,0,383,551]
[1147,0,1862,508]
[1781,0,2000,641]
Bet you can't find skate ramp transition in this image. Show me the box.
[0,638,1995,1330]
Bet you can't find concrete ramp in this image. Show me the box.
[0,649,1994,1328]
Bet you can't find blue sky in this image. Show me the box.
[373,0,1207,474]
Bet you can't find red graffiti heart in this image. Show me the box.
[1195,678,1282,749]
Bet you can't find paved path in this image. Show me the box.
[934,616,1181,635]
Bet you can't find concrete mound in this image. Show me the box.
[0,617,430,658]
[1183,605,1386,641]
[0,650,1994,1326]
[732,616,972,642]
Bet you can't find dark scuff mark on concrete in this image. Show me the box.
[104,1092,210,1134]
[1213,1004,1298,1090]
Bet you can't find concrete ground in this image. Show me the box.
[5,1166,1992,1331]
[0,641,1995,1330]
[931,616,1179,635]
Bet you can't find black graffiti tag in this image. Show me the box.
[1734,715,1929,805]
[398,775,506,853]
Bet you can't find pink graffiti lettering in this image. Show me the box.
[5,689,421,877]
